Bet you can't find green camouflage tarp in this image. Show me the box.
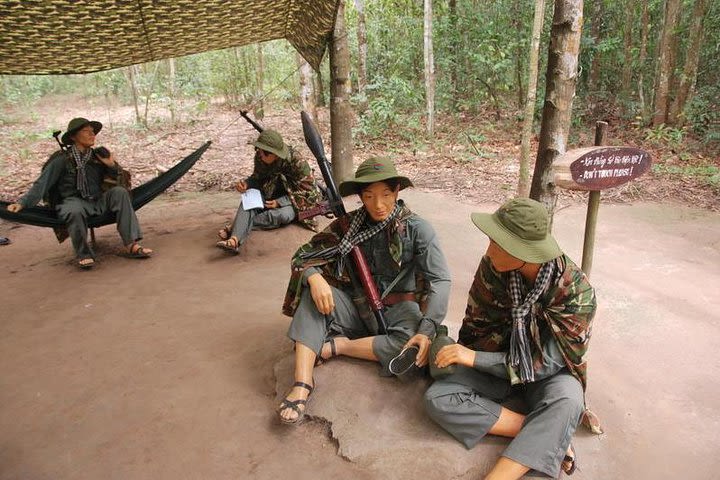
[0,0,339,74]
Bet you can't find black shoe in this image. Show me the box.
[388,346,419,376]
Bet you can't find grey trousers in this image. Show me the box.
[230,201,296,245]
[287,285,423,376]
[425,366,584,478]
[56,187,142,259]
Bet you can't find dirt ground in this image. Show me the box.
[1,189,719,479]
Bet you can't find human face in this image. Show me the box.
[484,240,526,272]
[360,181,399,222]
[70,125,96,150]
[256,147,279,165]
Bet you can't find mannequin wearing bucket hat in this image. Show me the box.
[277,157,451,425]
[215,129,322,254]
[424,198,597,479]
[7,117,152,269]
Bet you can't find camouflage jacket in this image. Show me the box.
[282,201,451,337]
[246,147,322,231]
[458,254,596,390]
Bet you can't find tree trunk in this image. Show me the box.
[354,0,369,113]
[652,0,682,126]
[621,2,637,96]
[513,0,526,109]
[529,0,584,225]
[125,65,142,126]
[449,0,459,111]
[423,0,435,138]
[255,43,265,120]
[668,0,709,126]
[517,0,546,198]
[297,53,317,123]
[315,68,326,107]
[142,61,161,128]
[329,0,354,184]
[168,58,177,124]
[638,0,650,115]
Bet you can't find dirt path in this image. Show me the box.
[1,190,719,479]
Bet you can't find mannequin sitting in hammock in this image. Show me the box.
[6,117,152,269]
[215,129,323,254]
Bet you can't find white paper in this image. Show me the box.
[242,188,264,211]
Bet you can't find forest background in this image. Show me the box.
[1,0,718,211]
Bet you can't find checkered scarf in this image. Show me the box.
[69,145,94,199]
[507,260,556,383]
[300,202,402,276]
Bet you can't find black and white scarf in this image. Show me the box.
[300,202,402,276]
[69,145,94,199]
[507,260,556,383]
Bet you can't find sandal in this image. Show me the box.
[315,337,340,366]
[278,381,314,425]
[77,258,95,269]
[125,243,152,259]
[217,224,232,241]
[388,345,420,376]
[216,236,239,254]
[561,444,577,476]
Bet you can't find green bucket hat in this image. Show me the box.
[338,157,413,197]
[253,129,289,160]
[471,198,562,263]
[61,117,103,145]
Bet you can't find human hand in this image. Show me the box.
[264,199,279,209]
[7,203,23,213]
[235,180,248,193]
[308,273,334,315]
[434,343,475,369]
[403,334,432,367]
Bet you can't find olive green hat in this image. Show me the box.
[471,198,562,263]
[338,157,413,197]
[253,129,289,160]
[62,117,103,145]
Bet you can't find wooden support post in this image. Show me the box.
[580,121,608,277]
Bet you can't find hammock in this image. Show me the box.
[0,141,211,230]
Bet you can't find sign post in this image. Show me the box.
[553,121,652,277]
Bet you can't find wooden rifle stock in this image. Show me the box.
[300,111,387,334]
[240,110,264,133]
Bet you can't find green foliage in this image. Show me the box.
[644,124,684,146]
[653,163,720,190]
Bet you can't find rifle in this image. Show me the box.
[52,130,67,151]
[300,111,388,334]
[240,110,264,133]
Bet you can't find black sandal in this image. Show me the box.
[315,337,339,366]
[562,444,577,475]
[278,381,314,425]
[216,237,239,254]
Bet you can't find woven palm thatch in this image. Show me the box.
[0,0,339,75]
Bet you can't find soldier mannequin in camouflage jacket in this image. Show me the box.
[215,129,323,254]
[425,198,597,480]
[278,157,451,425]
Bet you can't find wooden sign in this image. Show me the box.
[553,146,652,191]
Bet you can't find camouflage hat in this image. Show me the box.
[338,157,413,197]
[253,129,289,160]
[471,198,562,263]
[61,117,102,145]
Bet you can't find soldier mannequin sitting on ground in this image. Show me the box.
[425,198,597,479]
[277,157,452,425]
[215,129,322,254]
[6,117,152,269]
